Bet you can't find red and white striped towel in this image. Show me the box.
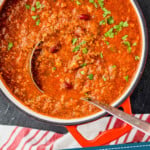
[0,114,150,150]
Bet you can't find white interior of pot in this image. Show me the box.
[0,0,147,125]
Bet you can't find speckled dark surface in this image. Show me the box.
[130,0,150,113]
[0,0,150,134]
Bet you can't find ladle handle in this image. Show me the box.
[89,99,150,136]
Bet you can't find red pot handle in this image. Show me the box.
[66,98,132,147]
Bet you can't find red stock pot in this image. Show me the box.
[0,0,148,147]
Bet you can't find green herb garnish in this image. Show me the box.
[107,16,114,24]
[124,75,129,82]
[8,42,13,51]
[133,42,137,46]
[81,63,87,67]
[82,48,88,54]
[52,67,56,71]
[25,4,30,9]
[32,15,38,20]
[123,21,129,27]
[123,41,131,53]
[88,74,94,80]
[122,35,128,41]
[105,28,114,38]
[72,38,78,45]
[99,20,106,25]
[72,45,80,52]
[102,76,107,81]
[89,0,94,3]
[102,8,111,18]
[135,56,140,61]
[105,21,129,38]
[81,71,85,75]
[100,52,103,58]
[112,65,116,68]
[36,1,41,9]
[79,40,86,45]
[31,7,36,11]
[98,0,111,18]
[89,0,98,8]
[114,21,128,32]
[105,41,109,45]
[36,19,40,26]
[76,0,81,5]
[98,0,104,8]
[72,40,86,52]
[94,2,98,8]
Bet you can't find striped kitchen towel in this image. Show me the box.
[0,114,150,150]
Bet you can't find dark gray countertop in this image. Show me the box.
[0,0,150,134]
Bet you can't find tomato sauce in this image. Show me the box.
[0,0,142,119]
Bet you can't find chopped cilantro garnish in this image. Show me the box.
[72,40,86,52]
[80,40,86,45]
[105,28,114,38]
[98,0,112,19]
[98,0,104,8]
[122,35,128,41]
[89,0,94,3]
[99,20,106,25]
[133,42,137,46]
[105,41,109,45]
[135,56,140,61]
[102,76,107,81]
[100,52,103,58]
[102,8,111,18]
[81,63,87,67]
[81,71,85,75]
[114,21,128,32]
[72,38,78,45]
[8,42,13,51]
[112,65,116,68]
[72,45,80,52]
[105,21,129,38]
[88,74,94,80]
[94,2,98,8]
[124,75,129,82]
[123,41,131,53]
[36,19,40,26]
[52,67,56,71]
[76,0,81,5]
[89,0,98,8]
[36,1,41,9]
[82,48,88,54]
[31,7,36,11]
[25,4,30,9]
[100,17,114,26]
[107,16,114,24]
[128,47,131,53]
[123,21,129,27]
[98,0,111,18]
[32,15,38,20]
[122,35,132,53]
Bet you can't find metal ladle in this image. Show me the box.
[29,43,150,136]
[29,41,44,93]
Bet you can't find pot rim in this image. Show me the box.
[0,0,148,125]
